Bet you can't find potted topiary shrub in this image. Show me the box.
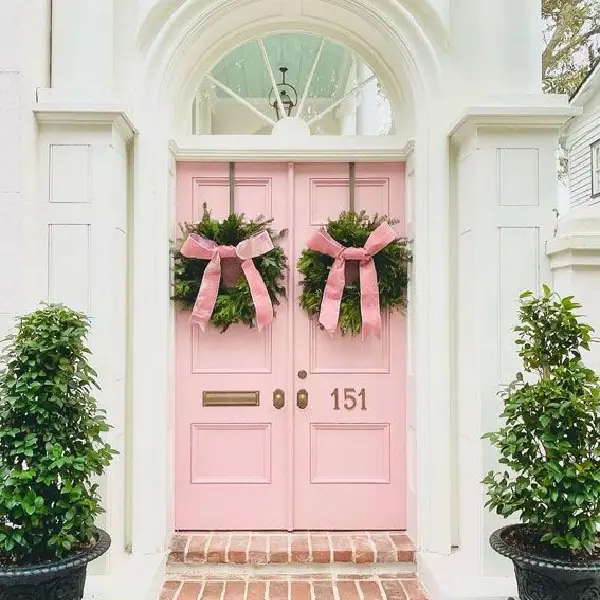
[484,286,600,600]
[0,304,116,600]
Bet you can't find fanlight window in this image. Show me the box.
[191,33,393,136]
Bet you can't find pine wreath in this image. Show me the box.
[172,205,287,332]
[297,211,411,336]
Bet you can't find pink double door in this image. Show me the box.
[175,162,406,531]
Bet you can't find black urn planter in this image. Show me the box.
[0,529,110,600]
[490,524,600,600]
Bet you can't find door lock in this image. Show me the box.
[296,389,308,409]
[297,370,307,379]
[273,389,285,409]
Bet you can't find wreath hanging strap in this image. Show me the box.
[180,230,275,331]
[307,221,397,338]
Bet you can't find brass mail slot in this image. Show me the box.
[202,391,260,407]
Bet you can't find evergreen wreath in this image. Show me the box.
[297,211,411,335]
[172,205,287,332]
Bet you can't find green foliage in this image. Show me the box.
[297,211,411,336]
[543,0,600,95]
[172,205,287,332]
[483,286,600,555]
[0,304,116,566]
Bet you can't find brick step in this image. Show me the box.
[160,574,428,599]
[168,532,415,567]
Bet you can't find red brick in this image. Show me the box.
[313,581,335,600]
[331,535,352,562]
[207,534,228,563]
[249,534,268,564]
[310,534,330,563]
[247,582,266,600]
[401,579,428,600]
[291,533,310,562]
[187,535,209,563]
[351,535,375,563]
[269,535,289,563]
[202,581,224,600]
[390,534,415,562]
[269,581,289,600]
[159,581,180,600]
[382,579,408,599]
[223,581,245,599]
[228,535,249,563]
[290,581,311,600]
[168,535,188,563]
[371,533,397,562]
[337,581,361,600]
[177,582,202,600]
[360,580,383,599]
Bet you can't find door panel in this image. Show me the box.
[175,162,289,530]
[175,161,406,531]
[292,163,406,530]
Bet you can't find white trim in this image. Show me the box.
[170,135,413,161]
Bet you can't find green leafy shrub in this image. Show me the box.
[0,304,116,566]
[483,286,600,555]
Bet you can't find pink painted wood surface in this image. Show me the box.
[175,162,290,529]
[175,162,406,530]
[292,163,406,529]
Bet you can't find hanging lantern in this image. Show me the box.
[269,67,298,120]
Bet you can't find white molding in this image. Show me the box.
[547,235,600,269]
[449,105,580,145]
[170,135,412,161]
[34,102,137,140]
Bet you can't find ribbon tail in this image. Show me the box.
[241,259,274,331]
[359,260,383,339]
[190,255,221,331]
[319,258,345,336]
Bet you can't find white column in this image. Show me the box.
[50,0,115,100]
[547,206,600,374]
[32,109,149,599]
[420,106,574,600]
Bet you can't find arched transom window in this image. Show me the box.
[191,33,394,136]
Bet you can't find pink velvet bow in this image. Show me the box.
[180,231,275,332]
[307,222,397,338]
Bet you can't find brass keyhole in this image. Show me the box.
[296,389,308,409]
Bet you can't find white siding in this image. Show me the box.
[567,89,600,207]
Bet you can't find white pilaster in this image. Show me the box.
[31,107,155,599]
[50,0,115,101]
[547,206,600,374]
[420,104,575,600]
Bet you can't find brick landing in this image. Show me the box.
[168,532,415,565]
[160,575,427,599]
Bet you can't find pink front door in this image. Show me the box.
[175,162,406,530]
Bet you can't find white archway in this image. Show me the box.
[127,0,454,567]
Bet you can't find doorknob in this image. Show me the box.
[273,389,285,409]
[296,389,308,409]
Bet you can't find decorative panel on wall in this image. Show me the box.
[49,144,92,203]
[48,224,91,313]
[497,148,539,206]
[498,226,539,383]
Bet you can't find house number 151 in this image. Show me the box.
[332,388,367,411]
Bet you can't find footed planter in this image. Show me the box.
[491,525,600,600]
[0,530,110,600]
